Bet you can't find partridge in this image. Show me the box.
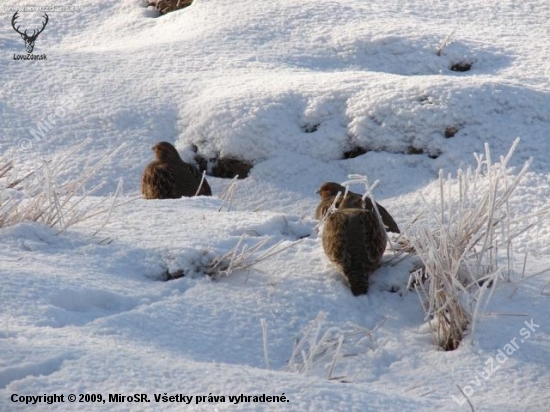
[315,182,400,233]
[322,207,386,295]
[141,141,212,199]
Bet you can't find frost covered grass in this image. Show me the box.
[286,312,386,382]
[207,236,303,280]
[217,175,240,212]
[408,139,550,350]
[164,235,304,281]
[0,141,126,232]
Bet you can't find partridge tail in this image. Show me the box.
[343,267,369,296]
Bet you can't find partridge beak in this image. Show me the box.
[315,189,320,194]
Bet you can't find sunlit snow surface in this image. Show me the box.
[1,0,549,410]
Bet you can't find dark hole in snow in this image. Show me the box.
[162,269,185,281]
[407,146,424,155]
[445,126,459,138]
[427,148,442,159]
[407,146,440,159]
[211,157,253,179]
[418,95,434,105]
[148,0,193,16]
[343,146,368,159]
[450,61,472,72]
[194,153,253,179]
[194,154,208,173]
[302,123,320,133]
[441,334,463,351]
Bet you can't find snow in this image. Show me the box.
[1,0,549,410]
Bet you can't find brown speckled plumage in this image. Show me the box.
[322,207,386,296]
[315,182,400,234]
[141,141,212,199]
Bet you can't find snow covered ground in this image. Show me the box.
[1,0,549,410]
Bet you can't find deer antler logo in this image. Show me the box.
[11,12,49,54]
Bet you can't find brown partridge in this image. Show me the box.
[141,141,212,199]
[322,207,387,295]
[315,182,400,233]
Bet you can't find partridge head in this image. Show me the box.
[315,182,400,234]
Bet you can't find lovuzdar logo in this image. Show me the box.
[11,12,48,60]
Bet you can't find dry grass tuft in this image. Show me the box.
[217,175,239,212]
[407,138,550,350]
[0,141,127,233]
[206,235,303,280]
[286,312,386,381]
[165,235,303,281]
